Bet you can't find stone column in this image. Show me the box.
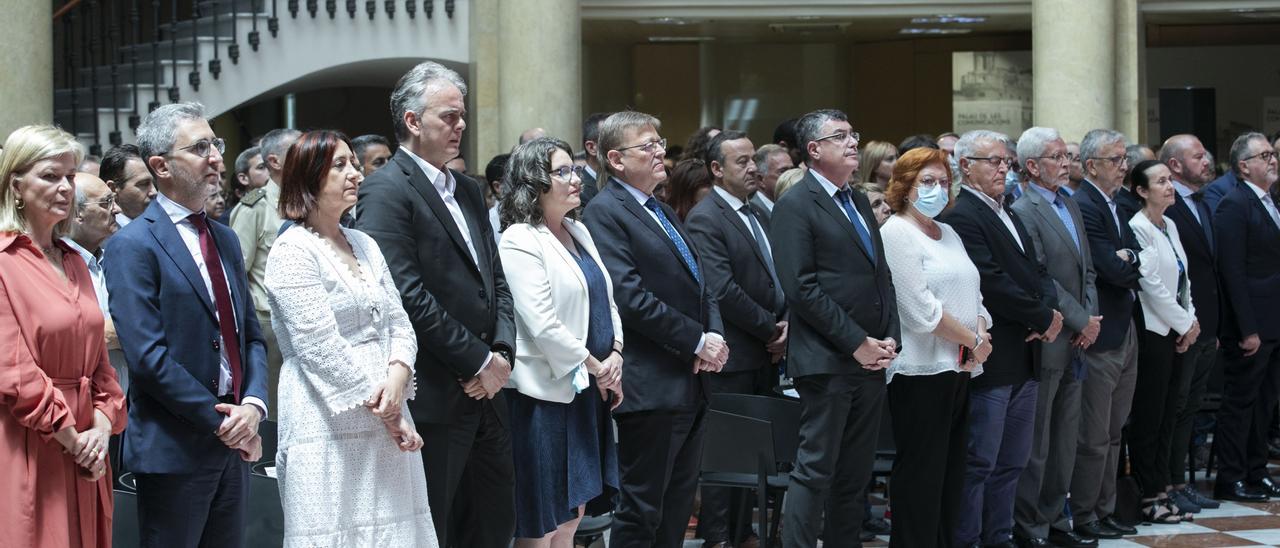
[468,0,500,168]
[1114,0,1144,143]
[1032,0,1114,143]
[497,0,581,155]
[1,2,53,139]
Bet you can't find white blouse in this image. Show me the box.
[880,215,991,383]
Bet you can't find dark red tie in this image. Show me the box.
[188,213,243,402]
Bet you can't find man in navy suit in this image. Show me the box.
[105,102,268,548]
[1068,129,1144,541]
[1212,132,1280,502]
[1160,134,1224,510]
[582,111,727,547]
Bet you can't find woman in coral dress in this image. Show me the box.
[0,125,127,548]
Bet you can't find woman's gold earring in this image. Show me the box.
[14,197,24,210]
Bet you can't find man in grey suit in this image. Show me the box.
[1010,127,1105,546]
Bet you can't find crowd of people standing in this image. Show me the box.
[3,58,1280,548]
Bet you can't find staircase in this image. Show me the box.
[53,0,467,156]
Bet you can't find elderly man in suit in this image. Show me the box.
[684,130,788,547]
[1067,129,1144,541]
[1009,127,1102,546]
[105,102,267,548]
[1159,134,1224,511]
[940,130,1064,548]
[771,109,900,547]
[355,61,517,547]
[1212,132,1280,503]
[582,111,728,547]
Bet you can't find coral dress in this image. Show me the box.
[0,233,127,548]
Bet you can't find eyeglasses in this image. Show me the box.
[814,131,861,145]
[1030,152,1072,164]
[918,176,950,190]
[176,137,226,159]
[615,138,667,156]
[1067,153,1081,162]
[1244,150,1278,163]
[90,194,116,209]
[965,156,1015,167]
[1089,155,1128,165]
[549,165,586,181]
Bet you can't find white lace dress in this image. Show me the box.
[265,225,438,548]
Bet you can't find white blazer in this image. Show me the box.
[1130,212,1196,336]
[499,219,624,403]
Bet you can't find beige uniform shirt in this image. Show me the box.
[229,180,283,314]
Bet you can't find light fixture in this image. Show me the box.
[647,36,716,43]
[636,17,701,25]
[899,27,973,35]
[911,15,987,24]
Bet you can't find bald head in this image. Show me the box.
[1160,134,1213,187]
[519,127,547,145]
[70,172,121,252]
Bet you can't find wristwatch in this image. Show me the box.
[973,333,983,349]
[496,347,512,364]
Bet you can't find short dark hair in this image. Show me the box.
[703,129,749,174]
[278,130,351,222]
[898,134,939,154]
[582,112,611,146]
[350,134,391,164]
[667,158,713,221]
[499,137,577,229]
[485,153,510,184]
[235,146,261,176]
[100,144,143,184]
[681,126,721,162]
[795,109,848,159]
[1129,159,1165,204]
[773,118,799,149]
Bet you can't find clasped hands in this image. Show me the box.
[367,362,423,452]
[766,321,789,363]
[460,351,511,401]
[214,402,263,462]
[854,337,898,370]
[694,332,730,374]
[54,411,112,482]
[1026,310,1065,343]
[588,350,625,411]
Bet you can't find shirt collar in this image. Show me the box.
[400,145,452,193]
[1173,179,1197,199]
[962,184,1002,212]
[712,185,747,211]
[584,164,597,180]
[1243,180,1271,201]
[1028,182,1060,204]
[809,169,843,197]
[156,190,200,224]
[753,192,774,208]
[1085,179,1115,203]
[60,236,99,267]
[615,176,654,206]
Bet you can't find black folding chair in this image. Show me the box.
[709,393,802,468]
[112,489,140,547]
[700,410,789,547]
[246,462,285,547]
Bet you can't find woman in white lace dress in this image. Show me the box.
[265,130,437,547]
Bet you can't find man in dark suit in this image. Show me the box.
[105,102,267,548]
[771,109,899,547]
[1160,134,1225,510]
[940,130,1064,548]
[355,62,517,547]
[578,112,611,206]
[684,130,788,546]
[582,111,728,547]
[1212,132,1280,502]
[1068,129,1144,541]
[1010,127,1102,546]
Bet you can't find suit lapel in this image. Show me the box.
[961,189,1028,258]
[712,192,773,272]
[1171,193,1213,253]
[1083,182,1125,244]
[1028,188,1082,266]
[542,223,589,293]
[805,175,873,264]
[144,203,216,319]
[609,180,694,275]
[394,152,482,278]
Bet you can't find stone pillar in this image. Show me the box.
[1,2,53,140]
[1032,0,1114,143]
[497,0,581,154]
[1114,0,1144,143]
[468,0,500,168]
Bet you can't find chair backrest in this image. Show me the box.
[700,410,776,474]
[258,419,279,464]
[245,474,285,546]
[112,490,140,547]
[709,393,801,464]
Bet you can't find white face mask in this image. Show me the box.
[912,182,949,218]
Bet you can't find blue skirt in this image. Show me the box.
[507,379,619,538]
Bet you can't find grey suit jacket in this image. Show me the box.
[1012,184,1098,370]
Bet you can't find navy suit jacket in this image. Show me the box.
[583,178,723,413]
[1167,191,1220,340]
[1214,179,1280,342]
[105,199,269,474]
[1072,181,1144,350]
[1202,171,1239,214]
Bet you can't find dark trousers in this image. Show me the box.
[135,451,249,548]
[417,400,516,548]
[1214,339,1280,485]
[956,379,1038,546]
[1129,330,1189,497]
[697,368,770,544]
[782,373,885,548]
[1169,337,1218,485]
[612,405,707,548]
[1014,366,1082,539]
[887,371,969,548]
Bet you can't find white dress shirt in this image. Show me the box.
[1244,180,1280,230]
[1085,179,1125,235]
[155,192,267,416]
[115,212,133,228]
[752,191,775,212]
[401,146,480,264]
[1173,180,1202,225]
[61,237,110,318]
[962,185,1024,251]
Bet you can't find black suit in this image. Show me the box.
[1166,188,1222,488]
[1068,180,1143,524]
[940,187,1057,546]
[1213,178,1280,487]
[580,166,600,206]
[355,149,516,548]
[771,172,898,547]
[583,178,723,547]
[684,188,787,544]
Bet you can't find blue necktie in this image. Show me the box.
[836,189,876,265]
[644,198,702,284]
[1052,195,1081,253]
